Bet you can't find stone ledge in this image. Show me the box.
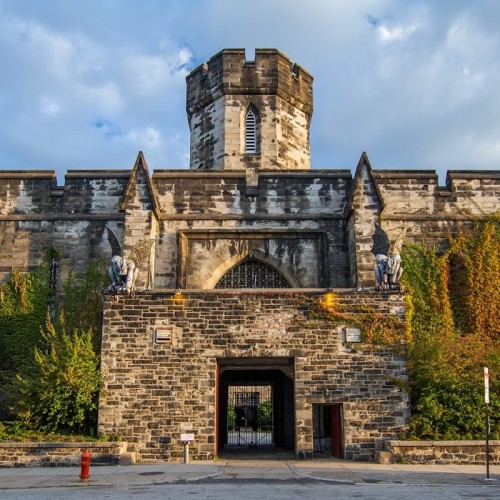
[0,441,124,449]
[0,171,56,179]
[0,442,127,467]
[383,440,500,465]
[388,440,500,447]
[0,214,125,222]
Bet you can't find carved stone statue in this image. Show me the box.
[105,227,154,297]
[371,224,406,291]
[108,255,138,295]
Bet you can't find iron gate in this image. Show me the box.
[227,384,273,447]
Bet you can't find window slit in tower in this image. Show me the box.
[245,107,257,154]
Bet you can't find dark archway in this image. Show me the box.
[217,358,295,455]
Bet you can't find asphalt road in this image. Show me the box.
[1,478,499,500]
[1,459,498,499]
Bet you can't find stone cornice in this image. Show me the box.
[0,214,125,221]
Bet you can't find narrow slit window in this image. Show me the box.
[245,107,257,153]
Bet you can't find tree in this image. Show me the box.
[15,314,102,434]
[257,401,273,430]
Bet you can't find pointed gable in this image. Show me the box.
[349,152,382,213]
[121,151,160,218]
[348,152,384,288]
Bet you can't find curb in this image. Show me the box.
[286,461,355,484]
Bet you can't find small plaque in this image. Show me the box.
[155,327,172,343]
[180,433,194,442]
[344,327,361,343]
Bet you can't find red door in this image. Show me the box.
[329,404,342,458]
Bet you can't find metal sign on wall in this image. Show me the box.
[344,327,361,343]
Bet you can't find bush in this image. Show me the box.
[15,315,102,435]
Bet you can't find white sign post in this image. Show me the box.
[484,367,490,480]
[180,433,194,464]
[484,367,490,404]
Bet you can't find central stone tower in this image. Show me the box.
[186,49,313,171]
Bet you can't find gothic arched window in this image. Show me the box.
[215,258,290,289]
[245,106,258,154]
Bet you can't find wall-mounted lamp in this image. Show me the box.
[172,289,184,305]
[323,289,337,309]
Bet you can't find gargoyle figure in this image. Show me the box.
[105,226,154,297]
[371,224,406,291]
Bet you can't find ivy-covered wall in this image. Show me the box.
[402,216,499,440]
[0,252,106,433]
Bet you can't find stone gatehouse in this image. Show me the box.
[0,48,499,461]
[99,290,408,461]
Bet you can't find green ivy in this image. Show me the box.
[402,215,500,440]
[0,251,107,435]
[0,251,56,419]
[60,260,109,351]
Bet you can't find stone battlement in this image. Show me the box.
[186,48,313,115]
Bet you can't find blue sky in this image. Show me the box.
[1,0,499,184]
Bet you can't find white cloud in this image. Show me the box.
[413,13,498,114]
[125,48,192,95]
[376,23,417,43]
[78,81,123,115]
[127,127,162,148]
[0,0,499,183]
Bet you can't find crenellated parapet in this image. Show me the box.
[186,48,313,116]
[0,169,130,283]
[349,157,500,288]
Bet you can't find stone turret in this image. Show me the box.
[186,48,313,171]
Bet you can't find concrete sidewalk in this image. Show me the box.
[291,460,499,485]
[0,460,498,490]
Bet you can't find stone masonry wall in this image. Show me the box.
[350,162,500,288]
[0,170,128,283]
[98,289,409,462]
[373,170,500,250]
[0,164,497,292]
[152,170,352,289]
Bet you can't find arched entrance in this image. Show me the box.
[217,358,295,455]
[204,249,303,289]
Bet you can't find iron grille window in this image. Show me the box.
[215,259,290,289]
[245,107,257,153]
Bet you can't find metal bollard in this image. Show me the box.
[80,449,91,480]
